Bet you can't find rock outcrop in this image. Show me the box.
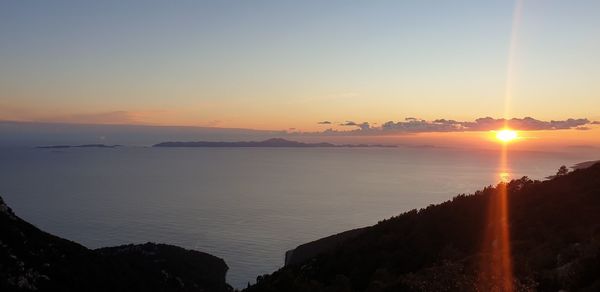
[284,228,366,266]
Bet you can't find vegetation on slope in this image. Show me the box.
[245,163,600,292]
[0,196,232,292]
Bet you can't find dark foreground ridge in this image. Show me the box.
[245,162,600,292]
[3,163,600,291]
[0,196,232,292]
[153,138,396,148]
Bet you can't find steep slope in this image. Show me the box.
[0,196,232,292]
[245,163,600,292]
[285,228,366,267]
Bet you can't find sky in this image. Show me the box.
[1,0,599,144]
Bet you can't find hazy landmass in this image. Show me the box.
[2,121,597,152]
[0,121,282,147]
[153,138,396,148]
[572,160,600,170]
[37,144,122,149]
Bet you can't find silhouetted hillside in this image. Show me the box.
[153,138,395,148]
[245,163,600,292]
[285,228,366,267]
[0,196,232,292]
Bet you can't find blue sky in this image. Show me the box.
[1,0,599,130]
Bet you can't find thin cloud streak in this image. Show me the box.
[38,111,138,124]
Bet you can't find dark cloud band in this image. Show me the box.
[312,117,592,135]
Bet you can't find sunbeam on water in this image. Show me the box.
[498,172,511,183]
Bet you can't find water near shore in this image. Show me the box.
[0,146,595,288]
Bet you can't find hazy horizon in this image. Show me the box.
[2,1,600,290]
[1,119,599,152]
[2,0,600,143]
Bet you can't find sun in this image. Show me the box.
[496,129,518,142]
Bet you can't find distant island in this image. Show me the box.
[37,144,122,149]
[153,138,396,148]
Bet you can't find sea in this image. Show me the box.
[0,146,596,288]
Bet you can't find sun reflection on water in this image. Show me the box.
[499,172,511,183]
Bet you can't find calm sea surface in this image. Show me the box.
[0,146,595,288]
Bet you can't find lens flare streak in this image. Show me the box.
[479,144,514,291]
[479,0,523,290]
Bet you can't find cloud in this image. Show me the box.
[203,120,222,127]
[39,111,139,124]
[35,109,213,126]
[306,117,592,136]
[591,121,600,125]
[357,122,371,130]
[340,121,358,126]
[317,121,332,124]
[455,117,590,131]
[339,121,371,130]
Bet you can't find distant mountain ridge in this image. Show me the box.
[153,138,395,148]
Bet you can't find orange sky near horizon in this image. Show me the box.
[1,1,600,148]
[416,129,598,148]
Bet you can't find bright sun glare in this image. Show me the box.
[496,129,518,142]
